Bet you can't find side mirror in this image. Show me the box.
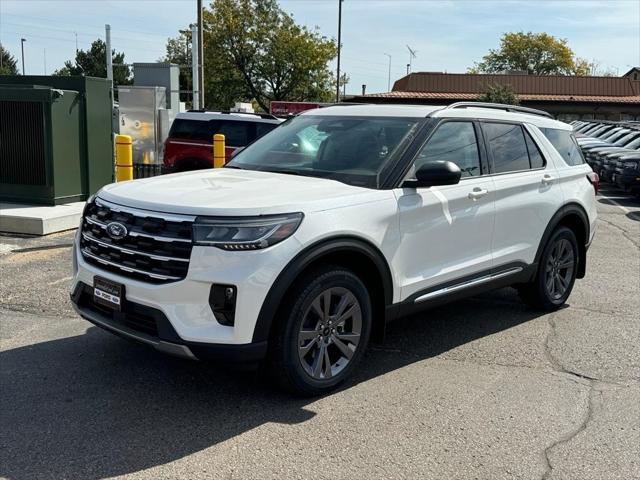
[402,161,462,188]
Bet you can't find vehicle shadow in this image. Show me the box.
[0,288,544,480]
[598,192,640,209]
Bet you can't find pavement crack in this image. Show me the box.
[541,384,598,480]
[9,243,73,253]
[598,217,640,248]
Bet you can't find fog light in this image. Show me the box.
[209,284,237,326]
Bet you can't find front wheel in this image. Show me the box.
[518,227,579,311]
[268,266,372,396]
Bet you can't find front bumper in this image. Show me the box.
[71,282,268,363]
[71,226,302,347]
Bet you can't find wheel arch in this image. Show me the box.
[252,236,394,344]
[534,202,590,279]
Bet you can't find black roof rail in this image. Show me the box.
[186,109,279,120]
[446,102,553,119]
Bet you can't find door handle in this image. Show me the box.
[542,174,554,185]
[468,187,489,200]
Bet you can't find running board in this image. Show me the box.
[414,267,523,304]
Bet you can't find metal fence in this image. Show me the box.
[133,163,164,179]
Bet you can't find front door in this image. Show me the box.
[393,120,496,301]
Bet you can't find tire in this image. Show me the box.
[518,227,579,311]
[268,265,372,396]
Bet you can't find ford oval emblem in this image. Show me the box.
[106,221,128,241]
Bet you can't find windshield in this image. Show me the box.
[613,132,639,146]
[622,137,640,150]
[227,115,421,188]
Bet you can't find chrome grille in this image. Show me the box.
[80,198,194,283]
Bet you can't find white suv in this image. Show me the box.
[71,103,598,395]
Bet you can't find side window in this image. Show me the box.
[256,122,278,139]
[541,128,585,166]
[483,122,530,173]
[414,121,481,177]
[216,121,251,146]
[524,130,545,169]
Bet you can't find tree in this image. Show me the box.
[0,43,19,75]
[478,83,520,105]
[470,32,590,76]
[162,29,193,103]
[203,0,337,111]
[54,39,131,85]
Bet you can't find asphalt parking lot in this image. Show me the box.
[0,186,638,480]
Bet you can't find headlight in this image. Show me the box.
[192,213,303,250]
[623,162,638,169]
[82,193,96,216]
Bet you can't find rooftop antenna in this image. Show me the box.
[406,45,417,74]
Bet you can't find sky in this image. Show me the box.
[1,0,639,95]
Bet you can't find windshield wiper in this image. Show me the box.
[224,165,244,170]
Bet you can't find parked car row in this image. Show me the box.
[570,120,640,195]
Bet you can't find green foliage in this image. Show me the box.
[0,43,19,75]
[478,84,520,105]
[470,32,590,76]
[202,0,337,110]
[54,39,131,85]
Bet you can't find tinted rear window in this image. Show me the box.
[168,119,276,146]
[541,128,585,166]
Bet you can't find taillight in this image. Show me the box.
[586,171,599,195]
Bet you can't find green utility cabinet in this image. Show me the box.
[0,75,113,205]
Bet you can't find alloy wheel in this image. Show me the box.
[545,238,575,300]
[297,287,362,380]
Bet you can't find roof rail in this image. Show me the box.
[186,109,279,120]
[446,102,553,119]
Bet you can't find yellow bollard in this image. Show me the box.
[213,134,226,168]
[115,134,133,181]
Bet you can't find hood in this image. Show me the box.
[98,168,386,216]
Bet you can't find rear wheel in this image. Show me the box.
[268,266,372,396]
[518,227,579,311]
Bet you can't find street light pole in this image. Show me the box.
[336,0,343,102]
[384,53,391,91]
[20,38,26,75]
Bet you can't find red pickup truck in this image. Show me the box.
[164,111,283,173]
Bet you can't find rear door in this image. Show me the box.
[482,121,563,269]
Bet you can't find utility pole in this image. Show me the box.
[20,38,26,75]
[197,0,204,108]
[191,23,200,109]
[336,0,343,102]
[384,53,391,91]
[74,32,78,52]
[105,25,113,82]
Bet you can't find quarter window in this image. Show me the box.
[415,121,482,177]
[541,128,585,166]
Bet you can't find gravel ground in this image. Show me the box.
[0,185,638,480]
